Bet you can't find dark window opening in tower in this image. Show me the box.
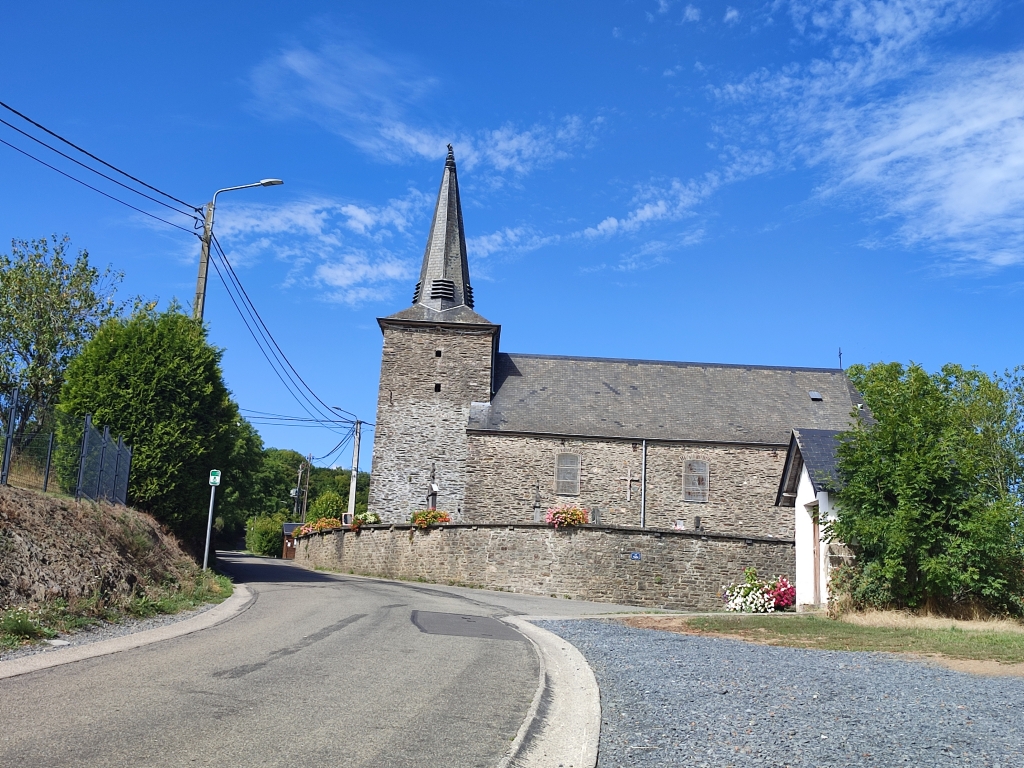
[434,383,442,392]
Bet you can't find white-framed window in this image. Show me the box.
[555,453,581,495]
[683,460,709,503]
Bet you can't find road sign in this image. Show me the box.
[209,469,221,486]
[629,552,642,561]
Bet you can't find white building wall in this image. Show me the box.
[794,465,837,607]
[793,466,818,606]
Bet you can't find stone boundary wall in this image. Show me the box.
[294,523,795,611]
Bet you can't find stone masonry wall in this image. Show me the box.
[464,434,792,538]
[294,524,795,611]
[368,323,496,524]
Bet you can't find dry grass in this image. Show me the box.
[838,609,1024,634]
[618,612,1024,670]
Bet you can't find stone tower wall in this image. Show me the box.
[367,322,496,523]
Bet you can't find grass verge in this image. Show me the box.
[620,614,1024,664]
[1,571,233,652]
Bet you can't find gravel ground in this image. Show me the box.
[537,619,1024,768]
[0,601,218,663]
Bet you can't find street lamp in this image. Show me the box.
[193,179,284,320]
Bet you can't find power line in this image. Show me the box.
[312,428,356,463]
[205,248,349,435]
[212,235,352,426]
[0,99,201,211]
[209,240,341,428]
[0,115,200,220]
[0,136,199,236]
[240,408,353,424]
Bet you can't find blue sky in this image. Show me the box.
[2,1,1023,468]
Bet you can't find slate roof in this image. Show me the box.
[794,428,845,492]
[775,428,846,506]
[382,304,495,326]
[468,353,864,444]
[404,145,477,317]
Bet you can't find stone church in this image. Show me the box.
[367,147,862,544]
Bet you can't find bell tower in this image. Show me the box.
[367,146,500,523]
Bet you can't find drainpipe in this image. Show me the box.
[640,439,647,528]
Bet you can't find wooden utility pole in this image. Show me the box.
[346,421,361,524]
[294,463,304,521]
[301,453,312,522]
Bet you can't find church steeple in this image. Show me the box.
[412,144,475,311]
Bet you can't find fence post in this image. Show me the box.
[95,426,110,501]
[75,414,92,501]
[111,437,124,505]
[1,390,18,486]
[42,431,55,492]
[120,447,132,506]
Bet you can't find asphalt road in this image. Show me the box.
[0,553,634,768]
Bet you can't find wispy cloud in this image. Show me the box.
[682,5,701,22]
[829,53,1024,266]
[579,145,773,239]
[314,251,414,305]
[713,0,1022,267]
[250,38,589,176]
[723,7,740,24]
[467,227,557,260]
[212,192,431,304]
[581,229,705,273]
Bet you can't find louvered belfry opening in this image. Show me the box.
[412,144,475,312]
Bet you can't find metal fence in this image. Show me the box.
[0,391,131,504]
[74,414,132,505]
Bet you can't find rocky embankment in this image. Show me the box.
[0,485,198,608]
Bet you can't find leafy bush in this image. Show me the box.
[306,489,344,524]
[545,504,589,528]
[722,568,795,613]
[246,513,286,557]
[410,509,451,528]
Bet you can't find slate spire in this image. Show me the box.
[412,144,475,311]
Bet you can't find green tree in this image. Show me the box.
[307,466,371,518]
[252,448,305,519]
[57,304,248,551]
[213,419,267,541]
[0,235,125,437]
[832,362,1024,614]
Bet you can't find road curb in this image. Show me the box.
[498,617,601,768]
[0,583,254,681]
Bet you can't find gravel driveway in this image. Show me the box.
[537,619,1023,768]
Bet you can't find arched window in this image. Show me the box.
[555,453,581,495]
[683,460,709,503]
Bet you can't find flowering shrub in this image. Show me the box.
[410,509,451,528]
[769,576,796,609]
[295,517,343,537]
[545,504,589,529]
[722,568,796,613]
[349,511,382,532]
